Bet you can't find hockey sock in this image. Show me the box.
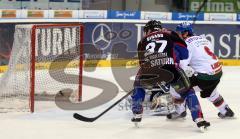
[207,89,227,115]
[184,89,203,121]
[131,87,145,114]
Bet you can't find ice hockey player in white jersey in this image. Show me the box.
[168,22,234,119]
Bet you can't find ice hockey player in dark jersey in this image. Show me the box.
[131,20,210,131]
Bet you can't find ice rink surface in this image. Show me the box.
[0,66,239,139]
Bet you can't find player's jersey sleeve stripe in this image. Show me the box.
[174,42,187,48]
[214,66,222,74]
[171,48,178,65]
[174,45,189,60]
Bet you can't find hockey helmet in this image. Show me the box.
[176,22,194,35]
[143,20,162,33]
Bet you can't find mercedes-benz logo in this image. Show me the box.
[92,24,112,50]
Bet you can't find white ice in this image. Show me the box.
[0,66,240,139]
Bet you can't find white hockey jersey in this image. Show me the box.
[181,35,222,75]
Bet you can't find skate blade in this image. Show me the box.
[166,117,186,121]
[219,116,237,120]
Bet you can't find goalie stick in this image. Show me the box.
[73,89,134,122]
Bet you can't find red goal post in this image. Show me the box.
[30,24,84,112]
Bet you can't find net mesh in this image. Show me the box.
[0,24,83,113]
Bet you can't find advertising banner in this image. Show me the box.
[172,12,204,20]
[49,0,64,2]
[84,23,240,60]
[68,0,80,2]
[83,10,107,19]
[141,12,170,20]
[205,13,236,21]
[0,22,240,67]
[1,10,16,18]
[237,13,240,21]
[54,10,73,18]
[27,10,44,18]
[107,10,141,19]
[189,0,240,13]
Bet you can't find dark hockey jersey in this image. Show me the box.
[138,30,187,68]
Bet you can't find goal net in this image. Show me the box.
[0,24,84,113]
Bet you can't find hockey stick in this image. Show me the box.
[73,89,134,122]
[192,0,208,25]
